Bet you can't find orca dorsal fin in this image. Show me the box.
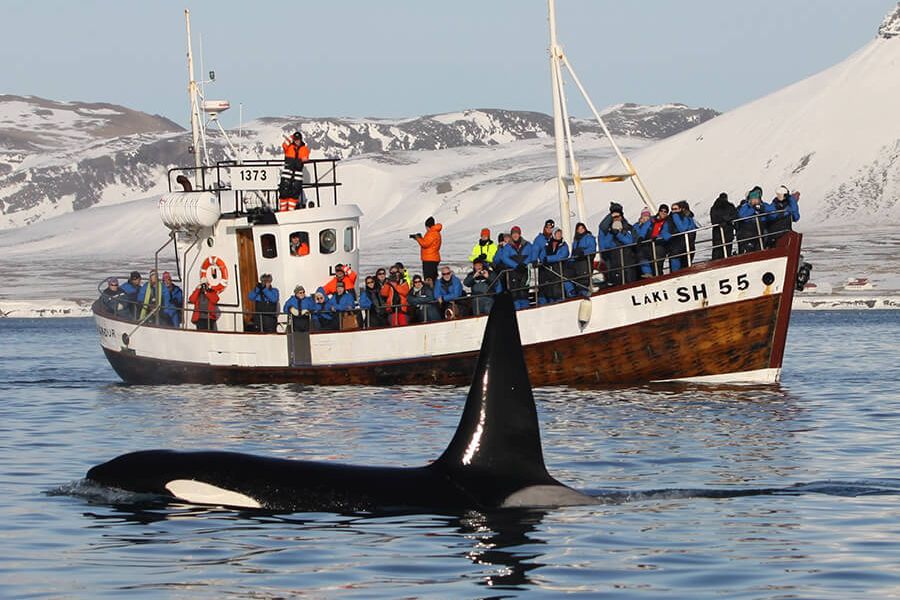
[433,293,558,503]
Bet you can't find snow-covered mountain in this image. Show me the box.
[586,3,900,226]
[0,99,715,229]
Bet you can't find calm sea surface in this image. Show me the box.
[1,311,899,599]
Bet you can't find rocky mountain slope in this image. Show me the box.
[0,99,715,229]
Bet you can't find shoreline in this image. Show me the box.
[2,294,899,319]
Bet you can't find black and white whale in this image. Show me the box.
[86,293,595,512]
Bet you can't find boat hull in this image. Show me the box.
[96,233,802,387]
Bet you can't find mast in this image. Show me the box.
[545,0,656,223]
[185,9,203,185]
[547,0,573,241]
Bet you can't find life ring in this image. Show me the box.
[199,256,229,293]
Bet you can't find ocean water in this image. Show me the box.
[1,311,899,598]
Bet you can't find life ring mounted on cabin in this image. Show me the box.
[199,256,229,293]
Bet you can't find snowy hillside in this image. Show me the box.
[584,4,900,226]
[0,101,715,229]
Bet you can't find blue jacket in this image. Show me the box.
[633,220,654,241]
[767,195,800,222]
[737,201,773,221]
[167,284,184,308]
[120,281,140,303]
[162,284,183,325]
[283,295,317,314]
[571,232,597,257]
[434,274,464,303]
[532,232,552,256]
[496,240,534,270]
[599,227,635,251]
[535,240,570,263]
[311,300,335,327]
[671,212,698,233]
[330,291,357,312]
[249,285,280,305]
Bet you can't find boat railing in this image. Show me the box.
[166,158,342,215]
[590,208,795,285]
[94,210,795,334]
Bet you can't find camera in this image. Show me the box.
[409,234,419,240]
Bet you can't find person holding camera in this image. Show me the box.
[248,273,280,333]
[411,216,443,282]
[189,277,220,331]
[380,266,410,326]
[279,131,310,211]
[736,186,774,254]
[667,201,698,272]
[408,274,441,323]
[494,226,534,310]
[765,185,800,248]
[598,203,636,286]
[464,259,502,315]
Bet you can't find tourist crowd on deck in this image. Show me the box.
[98,184,800,332]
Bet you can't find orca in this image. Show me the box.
[86,293,595,512]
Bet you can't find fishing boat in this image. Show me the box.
[92,4,808,386]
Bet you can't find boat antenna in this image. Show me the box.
[185,9,203,186]
[546,0,656,221]
[197,32,212,166]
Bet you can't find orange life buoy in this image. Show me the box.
[199,256,229,293]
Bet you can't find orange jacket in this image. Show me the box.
[321,268,358,295]
[380,279,409,313]
[282,142,310,161]
[415,223,443,262]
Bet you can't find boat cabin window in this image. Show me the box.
[261,233,277,259]
[290,231,310,257]
[343,226,355,252]
[319,228,337,255]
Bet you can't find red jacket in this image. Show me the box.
[416,223,443,262]
[188,286,220,322]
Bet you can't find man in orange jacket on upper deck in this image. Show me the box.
[413,216,442,282]
[279,131,310,211]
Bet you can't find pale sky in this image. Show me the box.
[1,0,895,128]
